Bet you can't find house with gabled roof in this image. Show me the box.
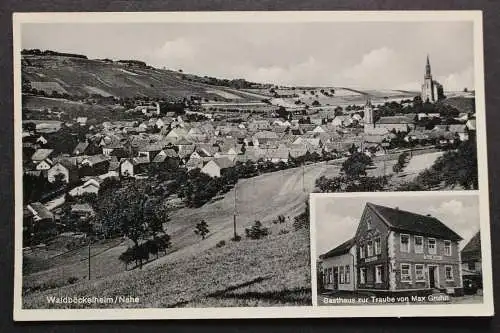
[360,203,461,294]
[320,238,357,291]
[73,141,90,155]
[137,142,165,162]
[375,116,414,132]
[200,157,234,178]
[461,231,482,286]
[320,203,464,295]
[448,124,469,141]
[152,148,178,163]
[31,149,53,164]
[47,160,78,184]
[26,202,54,223]
[25,202,56,242]
[248,119,271,131]
[166,127,188,140]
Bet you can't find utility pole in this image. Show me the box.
[233,180,237,239]
[302,162,305,193]
[88,242,91,280]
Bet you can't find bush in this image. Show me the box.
[273,214,286,224]
[278,229,290,235]
[245,220,270,240]
[216,240,226,248]
[231,235,242,242]
[67,276,78,285]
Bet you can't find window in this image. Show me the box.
[401,264,411,282]
[375,265,383,283]
[339,266,345,284]
[400,234,410,253]
[414,236,424,253]
[444,240,452,256]
[415,264,425,281]
[366,216,372,230]
[323,269,328,284]
[375,238,381,255]
[360,268,367,284]
[345,265,350,284]
[367,240,374,257]
[445,266,454,281]
[428,238,436,254]
[360,245,365,259]
[468,262,476,271]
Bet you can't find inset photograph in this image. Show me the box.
[311,192,484,306]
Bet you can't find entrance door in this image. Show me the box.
[429,266,436,288]
[333,268,339,290]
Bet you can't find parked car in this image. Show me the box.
[463,278,479,295]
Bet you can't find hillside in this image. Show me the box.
[22,53,421,109]
[23,164,326,308]
[22,54,262,101]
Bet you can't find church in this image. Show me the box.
[421,55,444,103]
[363,97,414,134]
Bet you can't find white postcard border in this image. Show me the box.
[12,10,493,320]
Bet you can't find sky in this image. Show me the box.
[21,21,474,90]
[313,194,480,256]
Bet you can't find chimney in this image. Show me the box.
[395,206,399,210]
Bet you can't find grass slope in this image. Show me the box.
[22,55,259,101]
[23,225,311,308]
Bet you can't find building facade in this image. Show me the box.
[319,203,464,296]
[357,203,463,294]
[320,239,357,291]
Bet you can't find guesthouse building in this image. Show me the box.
[355,203,463,295]
[319,203,464,296]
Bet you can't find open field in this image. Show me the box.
[388,151,444,188]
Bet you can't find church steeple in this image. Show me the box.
[363,95,373,125]
[425,54,432,79]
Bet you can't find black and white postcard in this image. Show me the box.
[310,192,490,312]
[13,11,493,320]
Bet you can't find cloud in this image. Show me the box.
[315,213,358,255]
[342,47,397,80]
[438,65,474,92]
[428,199,479,248]
[148,38,197,69]
[235,56,328,86]
[338,47,418,89]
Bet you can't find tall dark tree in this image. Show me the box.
[194,220,210,240]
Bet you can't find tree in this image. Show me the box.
[245,220,269,240]
[341,152,373,179]
[194,220,210,239]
